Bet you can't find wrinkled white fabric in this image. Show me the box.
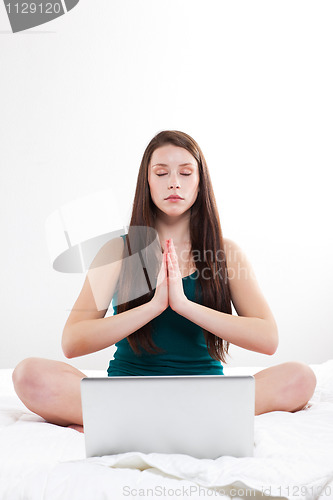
[1,362,333,500]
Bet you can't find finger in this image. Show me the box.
[165,241,171,263]
[170,252,182,278]
[168,248,178,266]
[157,251,167,283]
[164,248,168,274]
[163,249,168,273]
[167,253,174,278]
[168,253,178,279]
[165,248,170,278]
[169,239,178,259]
[167,254,174,277]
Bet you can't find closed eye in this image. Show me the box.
[156,173,191,177]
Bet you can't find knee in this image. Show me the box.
[286,361,317,404]
[12,357,45,399]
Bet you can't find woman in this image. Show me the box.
[13,130,316,432]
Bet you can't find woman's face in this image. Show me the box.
[148,144,200,218]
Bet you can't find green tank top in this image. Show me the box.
[107,238,224,377]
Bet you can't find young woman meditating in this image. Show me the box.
[12,130,316,432]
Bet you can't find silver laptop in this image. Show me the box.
[81,375,255,459]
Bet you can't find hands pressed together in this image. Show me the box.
[152,238,188,314]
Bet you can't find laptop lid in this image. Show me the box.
[81,375,255,459]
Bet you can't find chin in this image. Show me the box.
[165,207,191,218]
[155,202,191,218]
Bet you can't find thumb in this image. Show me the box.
[157,250,167,285]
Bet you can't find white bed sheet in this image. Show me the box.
[1,362,333,500]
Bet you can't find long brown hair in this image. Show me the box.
[115,130,232,363]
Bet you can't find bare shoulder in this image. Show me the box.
[223,237,238,254]
[223,238,247,266]
[222,237,256,282]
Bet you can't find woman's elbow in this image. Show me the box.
[62,339,75,359]
[265,341,278,356]
[264,324,279,355]
[61,329,78,359]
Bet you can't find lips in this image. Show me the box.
[165,195,184,200]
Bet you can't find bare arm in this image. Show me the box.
[62,236,163,358]
[175,239,278,355]
[63,301,162,359]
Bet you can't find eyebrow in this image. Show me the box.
[151,163,195,168]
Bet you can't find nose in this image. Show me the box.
[168,174,181,189]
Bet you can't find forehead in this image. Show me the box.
[150,144,198,168]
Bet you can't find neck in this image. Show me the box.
[154,210,191,248]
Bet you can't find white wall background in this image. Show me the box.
[0,0,332,371]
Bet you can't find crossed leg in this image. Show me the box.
[254,361,317,415]
[12,357,85,431]
[12,358,317,430]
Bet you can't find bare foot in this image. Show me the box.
[67,424,84,433]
